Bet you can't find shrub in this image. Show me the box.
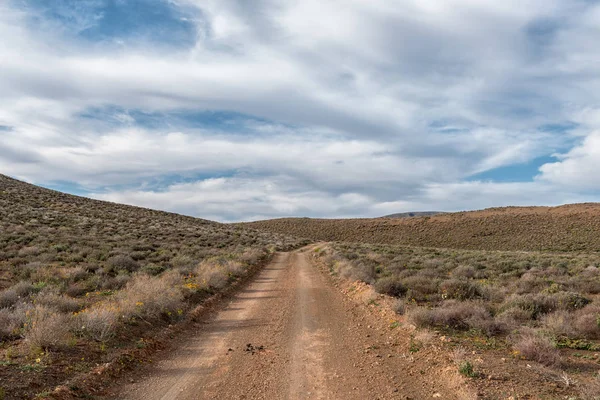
[77,306,119,342]
[0,289,18,308]
[458,361,478,377]
[118,273,183,322]
[500,294,558,320]
[12,281,36,298]
[511,328,561,367]
[556,292,591,311]
[0,308,23,339]
[171,255,195,272]
[337,260,375,284]
[541,311,575,338]
[198,265,228,290]
[408,301,491,331]
[374,277,407,297]
[23,305,71,351]
[65,282,89,297]
[392,299,406,315]
[573,304,600,339]
[34,289,82,313]
[495,307,533,327]
[440,279,483,300]
[403,275,439,301]
[107,255,139,273]
[239,248,266,265]
[100,274,130,290]
[452,265,476,279]
[142,263,167,276]
[68,267,88,282]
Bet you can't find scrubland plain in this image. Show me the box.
[313,242,600,398]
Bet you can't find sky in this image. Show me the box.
[1,0,600,222]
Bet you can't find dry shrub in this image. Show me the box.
[392,298,406,315]
[67,267,88,282]
[196,257,246,289]
[23,305,71,351]
[336,260,375,284]
[18,246,40,257]
[511,328,561,367]
[0,289,18,308]
[541,311,575,338]
[408,301,491,331]
[0,308,24,339]
[451,265,476,279]
[439,279,483,300]
[34,289,82,313]
[77,306,119,342]
[107,255,139,273]
[197,260,229,290]
[572,304,600,339]
[239,248,266,265]
[223,259,245,277]
[555,291,591,311]
[374,276,407,297]
[500,294,558,320]
[65,282,89,297]
[100,274,130,290]
[403,275,439,301]
[171,255,195,272]
[12,281,36,298]
[118,272,183,321]
[495,307,533,328]
[77,272,184,341]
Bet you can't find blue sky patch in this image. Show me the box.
[78,105,284,135]
[39,180,92,196]
[17,0,198,47]
[469,155,557,182]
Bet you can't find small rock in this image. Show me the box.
[432,393,441,398]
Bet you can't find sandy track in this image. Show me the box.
[114,249,463,400]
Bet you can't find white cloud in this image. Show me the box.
[1,0,600,220]
[538,132,600,189]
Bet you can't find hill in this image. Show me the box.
[0,174,307,398]
[381,211,444,218]
[0,174,305,290]
[242,204,600,252]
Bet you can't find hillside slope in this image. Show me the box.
[242,204,600,252]
[0,174,303,290]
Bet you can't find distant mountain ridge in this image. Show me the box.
[381,211,445,218]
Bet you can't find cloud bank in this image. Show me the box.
[1,0,600,221]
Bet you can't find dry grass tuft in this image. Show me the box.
[511,328,561,367]
[23,305,71,352]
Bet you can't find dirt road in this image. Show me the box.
[114,249,466,399]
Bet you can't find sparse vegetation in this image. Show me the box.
[315,241,600,388]
[0,174,309,398]
[244,204,600,252]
